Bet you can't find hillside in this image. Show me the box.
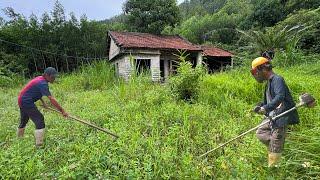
[1,60,319,179]
[1,0,320,178]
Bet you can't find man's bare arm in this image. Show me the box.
[47,96,68,117]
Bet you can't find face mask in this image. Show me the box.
[252,70,265,83]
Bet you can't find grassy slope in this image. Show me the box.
[0,61,319,179]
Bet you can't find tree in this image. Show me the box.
[173,0,252,44]
[274,7,320,53]
[3,7,21,22]
[0,17,5,27]
[179,0,227,19]
[285,0,320,13]
[123,0,180,34]
[0,1,111,75]
[51,0,66,27]
[237,25,306,61]
[241,0,286,29]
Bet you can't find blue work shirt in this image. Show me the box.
[18,76,51,108]
[262,74,299,127]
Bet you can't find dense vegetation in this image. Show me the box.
[0,1,126,76]
[1,0,319,178]
[1,58,319,178]
[1,0,319,77]
[123,0,180,34]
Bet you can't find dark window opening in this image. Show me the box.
[160,60,164,78]
[135,59,151,74]
[203,57,232,73]
[190,58,197,68]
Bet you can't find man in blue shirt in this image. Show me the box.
[18,67,68,147]
[251,57,299,167]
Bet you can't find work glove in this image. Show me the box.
[253,103,266,114]
[257,107,266,114]
[253,106,261,113]
[252,102,263,113]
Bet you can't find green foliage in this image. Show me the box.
[0,1,111,75]
[241,0,286,29]
[179,0,227,19]
[0,50,27,88]
[238,25,306,58]
[59,60,116,91]
[0,75,24,88]
[274,8,320,53]
[0,56,319,178]
[169,50,205,101]
[273,50,320,67]
[285,0,320,13]
[172,0,252,44]
[123,0,180,34]
[0,51,28,76]
[175,0,320,54]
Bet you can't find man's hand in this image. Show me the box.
[40,98,49,109]
[42,103,49,109]
[257,107,266,114]
[253,106,261,113]
[48,96,68,118]
[61,110,69,118]
[253,106,266,114]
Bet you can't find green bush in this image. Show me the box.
[169,51,205,101]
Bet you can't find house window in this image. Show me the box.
[135,59,151,74]
[169,60,179,75]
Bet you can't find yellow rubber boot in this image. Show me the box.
[34,129,45,147]
[17,128,25,138]
[268,152,281,167]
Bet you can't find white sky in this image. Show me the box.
[0,0,185,21]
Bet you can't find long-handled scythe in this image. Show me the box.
[44,106,119,139]
[199,93,316,158]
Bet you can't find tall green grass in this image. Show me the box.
[0,59,319,179]
[59,60,117,91]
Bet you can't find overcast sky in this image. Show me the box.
[0,0,184,21]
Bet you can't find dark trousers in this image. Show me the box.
[256,119,286,153]
[19,106,45,129]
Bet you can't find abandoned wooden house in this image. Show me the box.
[107,31,233,81]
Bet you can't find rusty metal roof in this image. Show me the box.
[201,45,233,57]
[109,31,201,51]
[108,31,233,57]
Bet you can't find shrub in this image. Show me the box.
[169,50,205,101]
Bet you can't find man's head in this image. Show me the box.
[251,57,273,83]
[43,67,58,83]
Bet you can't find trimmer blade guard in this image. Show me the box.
[299,93,316,108]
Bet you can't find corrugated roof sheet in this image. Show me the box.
[109,31,201,51]
[108,31,233,57]
[201,45,233,57]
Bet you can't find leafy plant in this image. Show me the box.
[169,50,205,101]
[237,25,308,67]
